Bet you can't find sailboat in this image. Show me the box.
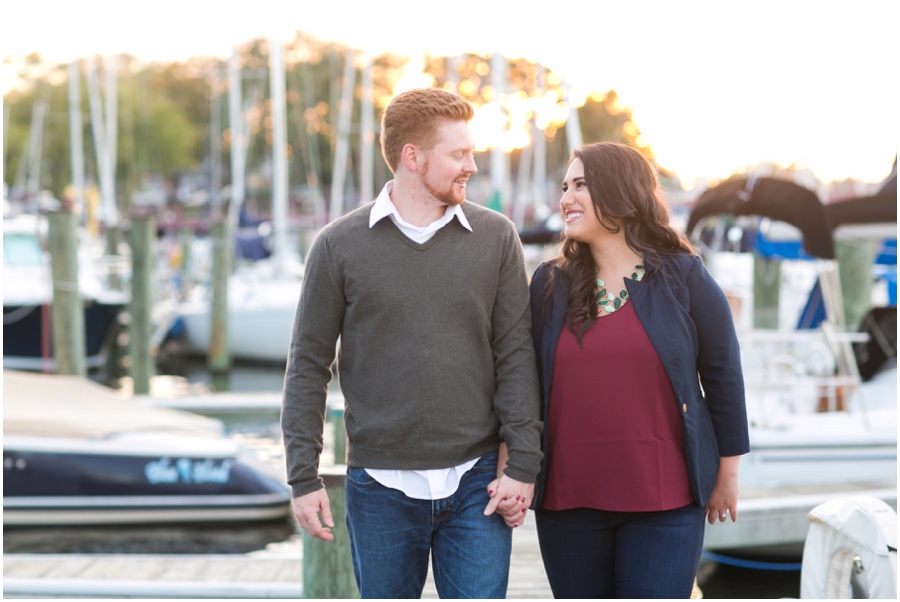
[176,40,305,363]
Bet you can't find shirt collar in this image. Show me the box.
[369,181,472,232]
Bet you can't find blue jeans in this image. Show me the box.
[535,503,706,598]
[345,452,511,598]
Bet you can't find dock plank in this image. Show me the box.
[153,557,211,581]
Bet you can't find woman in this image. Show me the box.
[530,143,749,598]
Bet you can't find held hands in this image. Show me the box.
[484,475,533,528]
[293,488,335,541]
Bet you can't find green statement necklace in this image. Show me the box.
[597,264,645,313]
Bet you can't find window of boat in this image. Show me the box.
[4,234,45,267]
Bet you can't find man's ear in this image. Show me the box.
[400,143,419,172]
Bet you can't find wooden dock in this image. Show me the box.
[2,521,552,598]
[5,482,896,598]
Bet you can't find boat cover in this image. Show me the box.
[800,495,897,598]
[3,370,224,440]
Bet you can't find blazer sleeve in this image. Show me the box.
[685,256,750,456]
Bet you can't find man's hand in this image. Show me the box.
[293,488,335,541]
[484,474,534,528]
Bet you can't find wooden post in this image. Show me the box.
[106,225,122,291]
[753,255,781,329]
[302,468,358,599]
[835,239,877,331]
[129,213,155,394]
[327,405,346,464]
[47,209,86,376]
[208,221,230,374]
[177,227,193,298]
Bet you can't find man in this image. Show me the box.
[281,88,542,598]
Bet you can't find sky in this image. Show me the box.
[2,0,897,186]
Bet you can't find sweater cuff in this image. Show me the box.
[290,477,325,499]
[502,463,538,485]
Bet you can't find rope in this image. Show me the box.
[701,550,803,571]
[3,305,38,325]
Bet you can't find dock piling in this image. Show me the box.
[129,212,155,394]
[209,220,231,374]
[302,468,358,598]
[47,208,86,376]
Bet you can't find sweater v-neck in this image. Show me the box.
[381,215,467,251]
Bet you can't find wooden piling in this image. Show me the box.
[47,209,86,376]
[836,239,877,330]
[208,221,230,374]
[106,226,123,291]
[327,405,346,464]
[753,255,781,329]
[302,468,358,599]
[129,213,155,395]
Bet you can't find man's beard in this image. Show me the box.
[421,159,466,206]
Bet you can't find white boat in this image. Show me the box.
[689,174,897,556]
[3,370,291,526]
[176,256,303,363]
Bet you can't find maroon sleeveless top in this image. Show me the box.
[541,301,694,512]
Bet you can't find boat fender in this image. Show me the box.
[800,495,897,599]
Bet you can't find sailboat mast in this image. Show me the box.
[490,52,508,215]
[227,48,246,237]
[25,101,46,210]
[564,80,583,154]
[67,61,86,213]
[269,37,289,277]
[358,53,374,206]
[329,48,357,222]
[85,56,119,229]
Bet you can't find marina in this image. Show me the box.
[3,11,897,598]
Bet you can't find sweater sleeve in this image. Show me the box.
[281,232,346,498]
[491,226,544,483]
[686,255,750,457]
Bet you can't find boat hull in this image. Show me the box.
[3,449,292,526]
[3,301,123,370]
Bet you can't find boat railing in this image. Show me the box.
[739,328,871,427]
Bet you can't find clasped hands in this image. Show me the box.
[484,474,533,528]
[293,474,534,541]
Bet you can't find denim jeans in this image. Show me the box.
[535,503,706,598]
[345,452,511,598]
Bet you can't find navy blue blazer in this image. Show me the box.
[529,251,749,509]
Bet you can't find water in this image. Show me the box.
[6,358,804,598]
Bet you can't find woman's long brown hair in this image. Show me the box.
[548,142,695,344]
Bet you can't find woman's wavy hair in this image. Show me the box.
[549,142,695,343]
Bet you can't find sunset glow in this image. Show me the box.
[3,1,896,186]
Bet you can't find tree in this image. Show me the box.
[577,90,654,160]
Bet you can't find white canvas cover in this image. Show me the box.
[3,370,224,440]
[800,496,897,598]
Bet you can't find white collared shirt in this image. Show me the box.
[368,180,472,243]
[365,181,479,500]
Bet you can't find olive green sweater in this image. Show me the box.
[281,201,543,498]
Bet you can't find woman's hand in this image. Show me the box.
[488,441,529,528]
[705,455,740,524]
[486,476,530,527]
